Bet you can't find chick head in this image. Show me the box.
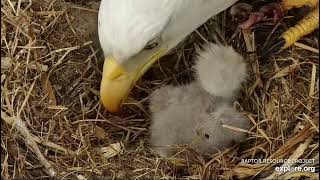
[195,43,247,98]
[193,104,250,154]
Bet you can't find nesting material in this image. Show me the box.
[149,44,250,157]
[1,0,318,179]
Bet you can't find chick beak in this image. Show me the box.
[100,48,167,112]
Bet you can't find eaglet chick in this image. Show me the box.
[149,43,250,157]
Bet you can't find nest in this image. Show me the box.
[1,0,319,179]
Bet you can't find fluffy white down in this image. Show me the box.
[149,44,250,157]
[149,83,250,157]
[195,43,247,98]
[195,104,251,154]
[149,83,216,157]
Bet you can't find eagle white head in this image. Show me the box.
[98,0,238,112]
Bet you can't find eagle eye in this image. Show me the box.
[144,38,159,50]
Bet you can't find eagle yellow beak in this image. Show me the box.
[100,48,167,112]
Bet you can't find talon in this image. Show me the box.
[233,0,319,56]
[260,38,286,57]
[262,7,319,56]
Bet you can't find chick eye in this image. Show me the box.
[144,38,159,50]
[204,134,210,139]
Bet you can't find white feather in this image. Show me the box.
[98,0,238,62]
[195,44,247,98]
[98,0,178,61]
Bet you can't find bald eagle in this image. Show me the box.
[98,0,318,112]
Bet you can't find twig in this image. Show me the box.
[1,111,57,177]
[242,29,263,89]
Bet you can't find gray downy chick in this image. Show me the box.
[149,43,250,157]
[195,43,247,98]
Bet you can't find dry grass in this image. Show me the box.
[1,0,319,179]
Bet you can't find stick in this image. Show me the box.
[1,112,57,177]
